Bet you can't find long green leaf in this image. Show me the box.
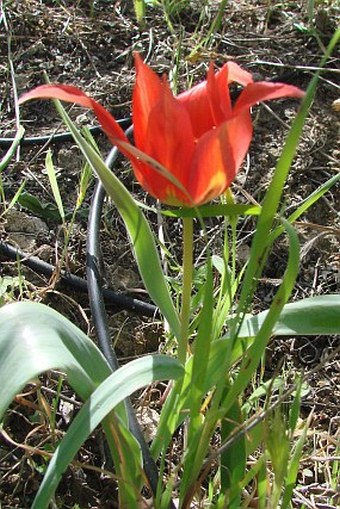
[32,354,183,509]
[51,101,181,340]
[238,294,340,337]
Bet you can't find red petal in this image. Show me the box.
[178,61,254,138]
[207,62,254,125]
[206,63,232,126]
[178,69,215,138]
[19,83,94,108]
[188,111,253,205]
[222,61,254,87]
[233,82,304,115]
[133,53,164,150]
[133,81,195,205]
[19,84,129,147]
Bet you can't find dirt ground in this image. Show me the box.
[0,1,339,507]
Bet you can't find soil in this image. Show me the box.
[0,1,339,508]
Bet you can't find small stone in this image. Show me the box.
[5,210,49,251]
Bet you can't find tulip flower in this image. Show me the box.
[19,54,304,207]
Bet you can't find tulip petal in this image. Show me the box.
[19,84,129,146]
[222,61,254,87]
[18,81,192,205]
[178,61,254,138]
[206,63,232,126]
[133,53,165,150]
[177,77,215,139]
[133,81,195,205]
[233,81,304,115]
[207,61,254,126]
[189,111,253,205]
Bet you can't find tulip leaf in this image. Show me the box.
[0,301,183,509]
[50,100,181,340]
[0,302,113,421]
[32,354,183,509]
[222,219,300,413]
[237,294,340,338]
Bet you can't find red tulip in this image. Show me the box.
[19,54,304,207]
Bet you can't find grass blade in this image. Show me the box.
[223,219,300,412]
[45,148,65,222]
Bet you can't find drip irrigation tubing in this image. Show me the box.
[0,116,131,148]
[0,240,158,316]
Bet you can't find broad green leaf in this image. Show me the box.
[32,354,183,509]
[0,301,112,420]
[18,191,62,221]
[238,295,340,337]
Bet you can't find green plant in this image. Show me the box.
[1,25,339,509]
[42,143,92,278]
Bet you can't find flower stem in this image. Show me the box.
[178,216,193,364]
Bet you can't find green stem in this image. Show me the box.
[178,216,193,364]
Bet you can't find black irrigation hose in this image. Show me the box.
[87,135,173,506]
[0,240,158,316]
[0,117,131,148]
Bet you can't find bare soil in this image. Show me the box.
[0,1,339,508]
